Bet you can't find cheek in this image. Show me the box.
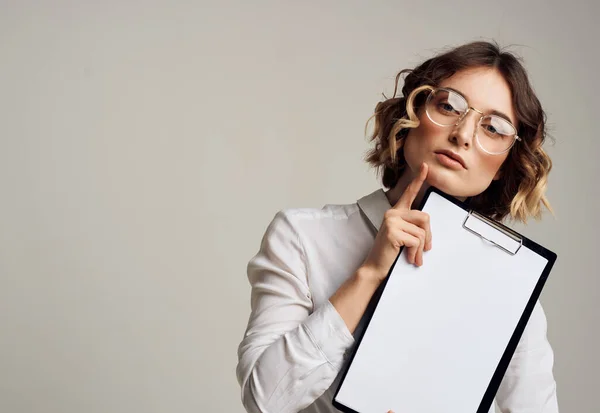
[403,130,427,172]
[476,153,507,179]
[404,114,439,151]
[413,111,440,143]
[403,118,444,165]
[402,117,440,173]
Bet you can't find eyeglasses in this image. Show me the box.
[424,87,521,155]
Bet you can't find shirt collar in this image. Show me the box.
[357,188,392,232]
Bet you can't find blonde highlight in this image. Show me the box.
[363,41,554,224]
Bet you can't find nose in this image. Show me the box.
[449,108,479,149]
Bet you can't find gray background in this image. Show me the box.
[1,1,598,412]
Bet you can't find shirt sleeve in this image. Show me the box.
[236,210,355,413]
[495,300,559,412]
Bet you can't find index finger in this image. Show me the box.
[394,162,428,210]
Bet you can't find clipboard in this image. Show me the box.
[332,186,557,413]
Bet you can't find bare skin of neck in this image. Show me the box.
[384,167,430,209]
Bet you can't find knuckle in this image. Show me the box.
[384,209,396,221]
[381,219,393,232]
[422,212,430,223]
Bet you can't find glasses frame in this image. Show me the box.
[424,87,522,155]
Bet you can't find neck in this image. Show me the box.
[384,167,431,209]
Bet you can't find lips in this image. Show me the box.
[434,149,467,169]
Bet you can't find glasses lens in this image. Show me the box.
[426,88,518,154]
[426,89,468,126]
[478,115,517,154]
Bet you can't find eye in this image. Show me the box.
[481,116,514,139]
[484,124,499,134]
[438,102,456,113]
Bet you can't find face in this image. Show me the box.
[402,67,517,198]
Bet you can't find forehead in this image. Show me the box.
[438,67,517,125]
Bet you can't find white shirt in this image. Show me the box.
[236,188,559,413]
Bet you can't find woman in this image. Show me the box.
[236,40,558,413]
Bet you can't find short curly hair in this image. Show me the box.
[364,40,553,224]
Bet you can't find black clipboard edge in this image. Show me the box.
[332,185,557,413]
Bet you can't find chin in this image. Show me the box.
[425,165,470,198]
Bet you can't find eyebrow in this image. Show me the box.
[444,86,517,126]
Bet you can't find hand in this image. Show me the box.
[360,162,432,283]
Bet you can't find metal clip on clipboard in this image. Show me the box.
[462,210,523,255]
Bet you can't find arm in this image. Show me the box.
[495,301,559,412]
[236,211,378,413]
[237,169,432,413]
